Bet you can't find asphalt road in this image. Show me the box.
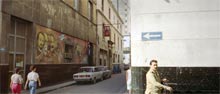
[45,72,127,94]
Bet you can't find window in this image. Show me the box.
[118,37,119,49]
[113,54,115,63]
[109,8,111,19]
[104,60,106,66]
[88,1,93,20]
[118,55,120,63]
[113,16,115,23]
[121,40,123,50]
[114,34,115,43]
[99,58,102,65]
[117,20,119,29]
[74,0,79,11]
[125,14,127,17]
[9,18,28,77]
[125,25,127,28]
[101,0,104,11]
[81,68,93,72]
[102,23,105,38]
[64,44,73,63]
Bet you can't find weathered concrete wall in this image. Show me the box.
[0,2,9,93]
[0,13,10,65]
[0,0,98,92]
[2,0,96,43]
[0,64,9,94]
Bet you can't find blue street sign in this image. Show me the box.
[142,32,162,41]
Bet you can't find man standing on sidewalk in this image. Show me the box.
[145,60,173,94]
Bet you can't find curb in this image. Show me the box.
[21,81,76,94]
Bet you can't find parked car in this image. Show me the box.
[112,63,121,74]
[97,66,112,79]
[73,66,103,84]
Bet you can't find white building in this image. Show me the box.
[131,0,220,67]
[130,0,220,93]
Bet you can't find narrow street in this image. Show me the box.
[0,0,219,94]
[44,72,127,94]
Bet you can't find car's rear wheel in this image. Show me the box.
[101,76,104,81]
[75,81,80,84]
[109,74,111,78]
[92,78,96,84]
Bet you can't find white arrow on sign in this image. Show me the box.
[143,33,161,39]
[142,32,163,41]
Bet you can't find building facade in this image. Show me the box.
[96,0,123,72]
[111,0,130,35]
[0,0,97,93]
[111,0,131,65]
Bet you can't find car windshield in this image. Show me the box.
[80,68,93,72]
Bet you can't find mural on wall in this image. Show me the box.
[35,25,89,64]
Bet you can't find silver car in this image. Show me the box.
[97,66,112,79]
[73,66,103,84]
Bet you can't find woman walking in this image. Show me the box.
[24,65,41,94]
[10,68,23,94]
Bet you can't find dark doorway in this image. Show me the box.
[88,42,93,66]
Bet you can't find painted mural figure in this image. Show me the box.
[47,34,58,56]
[74,43,83,63]
[35,25,89,64]
[36,32,61,63]
[47,34,60,63]
[36,32,48,63]
[145,60,173,94]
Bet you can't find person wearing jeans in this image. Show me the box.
[24,65,41,94]
[28,81,37,94]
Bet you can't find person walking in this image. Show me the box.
[126,65,132,94]
[24,65,41,94]
[145,60,173,94]
[10,68,23,94]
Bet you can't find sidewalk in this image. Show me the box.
[21,80,76,94]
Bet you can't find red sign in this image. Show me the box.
[103,25,110,36]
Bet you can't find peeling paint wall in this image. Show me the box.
[36,25,89,64]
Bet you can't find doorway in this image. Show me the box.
[8,18,29,81]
